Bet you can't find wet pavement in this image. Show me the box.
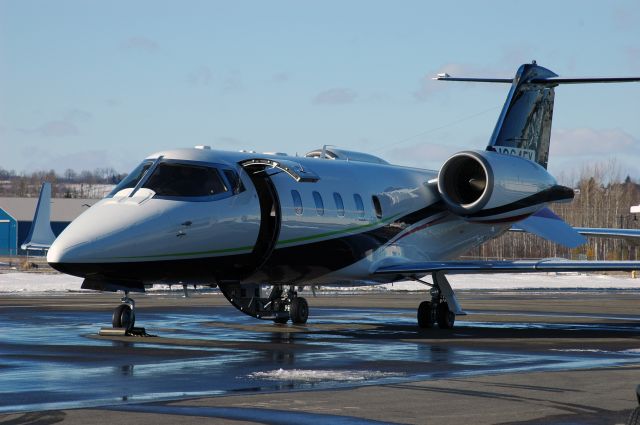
[2,291,640,418]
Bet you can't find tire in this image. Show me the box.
[290,297,309,324]
[436,302,455,329]
[112,304,135,331]
[628,407,640,425]
[417,301,436,328]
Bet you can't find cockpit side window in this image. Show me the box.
[107,160,153,197]
[223,169,246,195]
[143,163,228,197]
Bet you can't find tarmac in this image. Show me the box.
[2,289,640,424]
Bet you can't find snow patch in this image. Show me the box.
[247,368,400,382]
[1,271,640,293]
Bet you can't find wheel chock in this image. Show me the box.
[98,327,154,337]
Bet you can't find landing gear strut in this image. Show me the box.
[112,292,135,331]
[416,271,461,329]
[219,283,309,325]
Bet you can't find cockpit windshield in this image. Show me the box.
[142,162,228,197]
[107,160,153,197]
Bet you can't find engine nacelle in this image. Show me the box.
[437,150,571,219]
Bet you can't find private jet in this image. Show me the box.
[47,62,640,331]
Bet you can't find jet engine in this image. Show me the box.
[436,150,572,219]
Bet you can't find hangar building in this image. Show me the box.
[0,197,96,256]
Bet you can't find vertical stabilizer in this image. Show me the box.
[21,182,56,251]
[435,62,640,169]
[487,63,557,169]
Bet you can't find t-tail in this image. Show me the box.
[435,61,640,169]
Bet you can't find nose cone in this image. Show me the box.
[47,236,88,276]
[47,198,165,277]
[47,205,106,277]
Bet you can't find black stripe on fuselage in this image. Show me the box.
[49,201,447,284]
[465,185,574,219]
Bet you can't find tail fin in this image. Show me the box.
[435,61,640,169]
[21,182,56,252]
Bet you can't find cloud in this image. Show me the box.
[65,108,92,123]
[36,121,79,137]
[384,142,468,169]
[121,36,159,52]
[105,98,122,107]
[221,71,243,94]
[550,128,640,158]
[313,88,357,105]
[270,72,290,83]
[188,66,213,86]
[19,148,124,173]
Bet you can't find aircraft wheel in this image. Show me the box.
[436,302,455,329]
[273,316,289,324]
[290,297,309,324]
[417,301,436,328]
[112,304,135,331]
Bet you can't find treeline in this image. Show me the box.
[475,162,640,261]
[0,167,125,198]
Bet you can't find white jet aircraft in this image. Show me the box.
[47,62,640,331]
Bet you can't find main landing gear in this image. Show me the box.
[219,283,309,325]
[417,293,455,329]
[111,292,135,331]
[416,271,462,329]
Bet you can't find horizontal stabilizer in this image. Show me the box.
[433,75,640,85]
[432,75,512,83]
[375,259,640,277]
[511,208,586,248]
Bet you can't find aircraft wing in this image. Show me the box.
[572,228,640,245]
[374,259,640,277]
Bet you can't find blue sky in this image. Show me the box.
[1,0,639,181]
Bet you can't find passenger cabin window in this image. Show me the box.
[223,169,245,194]
[143,163,227,197]
[108,160,152,197]
[372,196,382,219]
[354,194,365,218]
[313,191,324,216]
[333,192,345,217]
[292,190,303,215]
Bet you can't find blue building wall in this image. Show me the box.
[0,208,18,256]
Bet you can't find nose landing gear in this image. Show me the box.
[112,293,136,331]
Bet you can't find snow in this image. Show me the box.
[1,271,639,294]
[247,368,400,382]
[0,272,85,293]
